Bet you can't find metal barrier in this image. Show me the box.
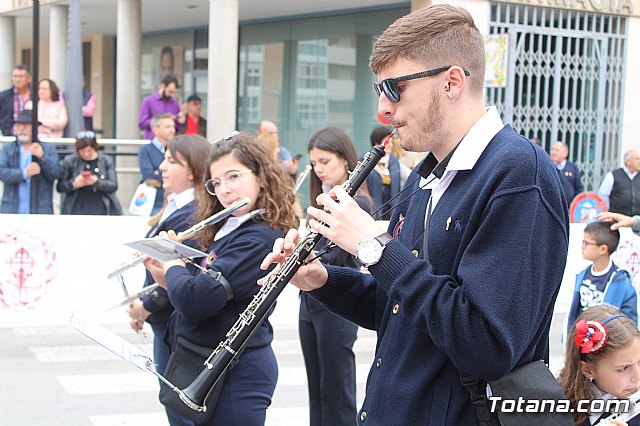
[0,136,149,214]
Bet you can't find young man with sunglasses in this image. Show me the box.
[262,4,569,425]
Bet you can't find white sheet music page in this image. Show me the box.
[124,237,207,262]
[69,310,151,371]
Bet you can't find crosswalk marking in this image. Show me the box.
[30,344,154,363]
[57,373,160,395]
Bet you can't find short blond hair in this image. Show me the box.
[370,4,486,96]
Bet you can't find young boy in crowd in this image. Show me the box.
[566,221,638,335]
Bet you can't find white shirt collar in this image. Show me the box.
[420,106,504,189]
[588,390,614,425]
[158,188,195,225]
[214,209,265,241]
[555,159,567,170]
[170,187,195,210]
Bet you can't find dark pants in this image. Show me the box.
[299,293,358,426]
[150,322,194,426]
[200,344,278,426]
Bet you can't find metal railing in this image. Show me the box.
[0,136,149,214]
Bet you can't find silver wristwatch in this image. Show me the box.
[356,233,392,267]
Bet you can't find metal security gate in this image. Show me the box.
[486,2,627,191]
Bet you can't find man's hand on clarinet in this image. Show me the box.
[308,185,384,255]
[259,228,328,292]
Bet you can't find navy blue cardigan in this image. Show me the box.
[311,125,570,425]
[141,201,196,325]
[165,219,283,350]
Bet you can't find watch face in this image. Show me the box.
[358,239,383,265]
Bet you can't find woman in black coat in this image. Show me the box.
[57,131,122,215]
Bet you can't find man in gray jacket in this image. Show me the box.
[0,109,62,214]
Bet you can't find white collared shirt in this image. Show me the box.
[554,159,567,171]
[158,188,195,225]
[214,209,265,241]
[419,106,504,214]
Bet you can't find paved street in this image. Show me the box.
[0,284,567,426]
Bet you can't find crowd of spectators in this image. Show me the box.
[0,63,636,220]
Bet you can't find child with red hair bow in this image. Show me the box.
[559,305,640,425]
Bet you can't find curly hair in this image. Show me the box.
[38,78,61,102]
[196,132,299,249]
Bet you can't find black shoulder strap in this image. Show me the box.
[206,269,233,302]
[460,375,501,426]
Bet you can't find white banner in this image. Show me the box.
[0,216,639,327]
[0,214,149,327]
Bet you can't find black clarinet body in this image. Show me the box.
[177,145,386,412]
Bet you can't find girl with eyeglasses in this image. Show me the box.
[57,132,122,215]
[145,133,299,425]
[128,134,210,426]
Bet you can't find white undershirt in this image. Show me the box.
[158,188,195,225]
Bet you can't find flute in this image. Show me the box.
[107,197,250,279]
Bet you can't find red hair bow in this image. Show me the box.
[574,320,608,354]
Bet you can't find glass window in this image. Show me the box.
[238,8,408,167]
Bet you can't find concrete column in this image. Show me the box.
[207,0,239,139]
[116,0,141,139]
[49,4,68,88]
[0,16,16,88]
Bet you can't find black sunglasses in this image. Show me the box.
[373,66,471,103]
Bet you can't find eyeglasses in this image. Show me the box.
[373,66,471,103]
[581,240,601,249]
[76,130,96,139]
[205,170,253,196]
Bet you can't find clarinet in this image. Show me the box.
[173,144,386,413]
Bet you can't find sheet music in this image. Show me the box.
[124,237,207,262]
[69,310,152,371]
